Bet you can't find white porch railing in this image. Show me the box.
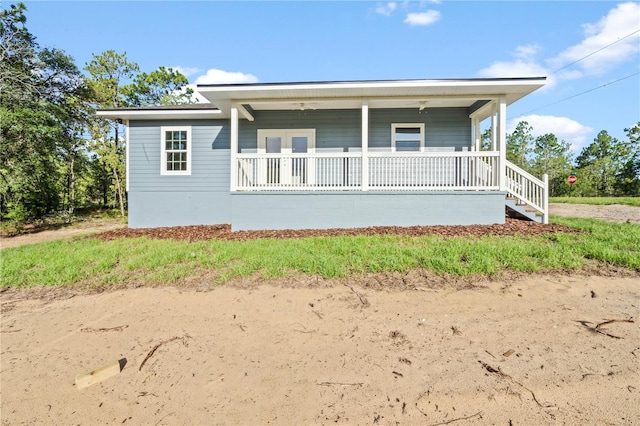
[235,151,500,191]
[236,153,362,191]
[505,160,549,223]
[367,152,499,190]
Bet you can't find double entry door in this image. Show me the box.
[257,129,316,186]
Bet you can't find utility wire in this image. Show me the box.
[550,28,640,75]
[510,28,640,117]
[518,71,640,116]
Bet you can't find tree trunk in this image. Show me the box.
[113,167,125,217]
[69,154,76,214]
[102,168,108,207]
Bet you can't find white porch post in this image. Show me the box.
[542,173,549,224]
[498,96,507,191]
[230,106,239,192]
[491,102,498,151]
[471,116,480,151]
[125,120,130,192]
[470,116,475,150]
[361,100,369,191]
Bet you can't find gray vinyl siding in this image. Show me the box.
[369,108,471,150]
[128,109,471,174]
[238,108,471,152]
[126,110,478,229]
[127,119,231,228]
[129,120,230,192]
[239,109,361,151]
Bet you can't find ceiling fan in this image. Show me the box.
[293,102,317,111]
[396,100,428,113]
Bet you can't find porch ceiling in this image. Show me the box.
[197,78,546,118]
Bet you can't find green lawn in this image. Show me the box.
[1,217,638,289]
[550,197,640,207]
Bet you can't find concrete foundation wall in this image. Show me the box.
[231,191,506,231]
[128,191,231,228]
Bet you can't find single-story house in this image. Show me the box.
[98,77,549,231]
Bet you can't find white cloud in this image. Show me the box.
[410,0,441,6]
[376,2,397,16]
[478,3,640,85]
[554,69,583,81]
[477,44,555,88]
[478,59,548,78]
[194,68,259,85]
[514,44,542,60]
[548,2,640,77]
[404,10,441,26]
[478,59,553,89]
[171,66,201,78]
[509,114,594,152]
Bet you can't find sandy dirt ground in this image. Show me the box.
[1,204,639,425]
[0,221,125,250]
[548,203,640,224]
[1,274,639,425]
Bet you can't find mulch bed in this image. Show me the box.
[92,218,580,242]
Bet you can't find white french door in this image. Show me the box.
[257,129,316,185]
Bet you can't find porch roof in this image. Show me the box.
[198,77,546,119]
[96,77,546,122]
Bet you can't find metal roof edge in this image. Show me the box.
[197,77,547,89]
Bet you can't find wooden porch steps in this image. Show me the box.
[505,197,543,223]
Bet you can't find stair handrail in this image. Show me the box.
[504,160,549,224]
[505,161,544,187]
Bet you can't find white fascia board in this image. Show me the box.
[96,109,222,121]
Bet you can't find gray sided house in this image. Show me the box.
[98,78,548,231]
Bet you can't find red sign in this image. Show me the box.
[567,175,577,185]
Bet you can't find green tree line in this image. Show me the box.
[484,121,640,197]
[1,3,193,224]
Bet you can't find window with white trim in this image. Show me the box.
[161,126,191,175]
[391,123,425,152]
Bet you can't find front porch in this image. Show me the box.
[232,150,548,226]
[199,78,549,228]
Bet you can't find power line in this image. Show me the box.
[551,28,640,75]
[514,28,640,116]
[518,71,640,116]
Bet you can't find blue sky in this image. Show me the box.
[19,0,640,154]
